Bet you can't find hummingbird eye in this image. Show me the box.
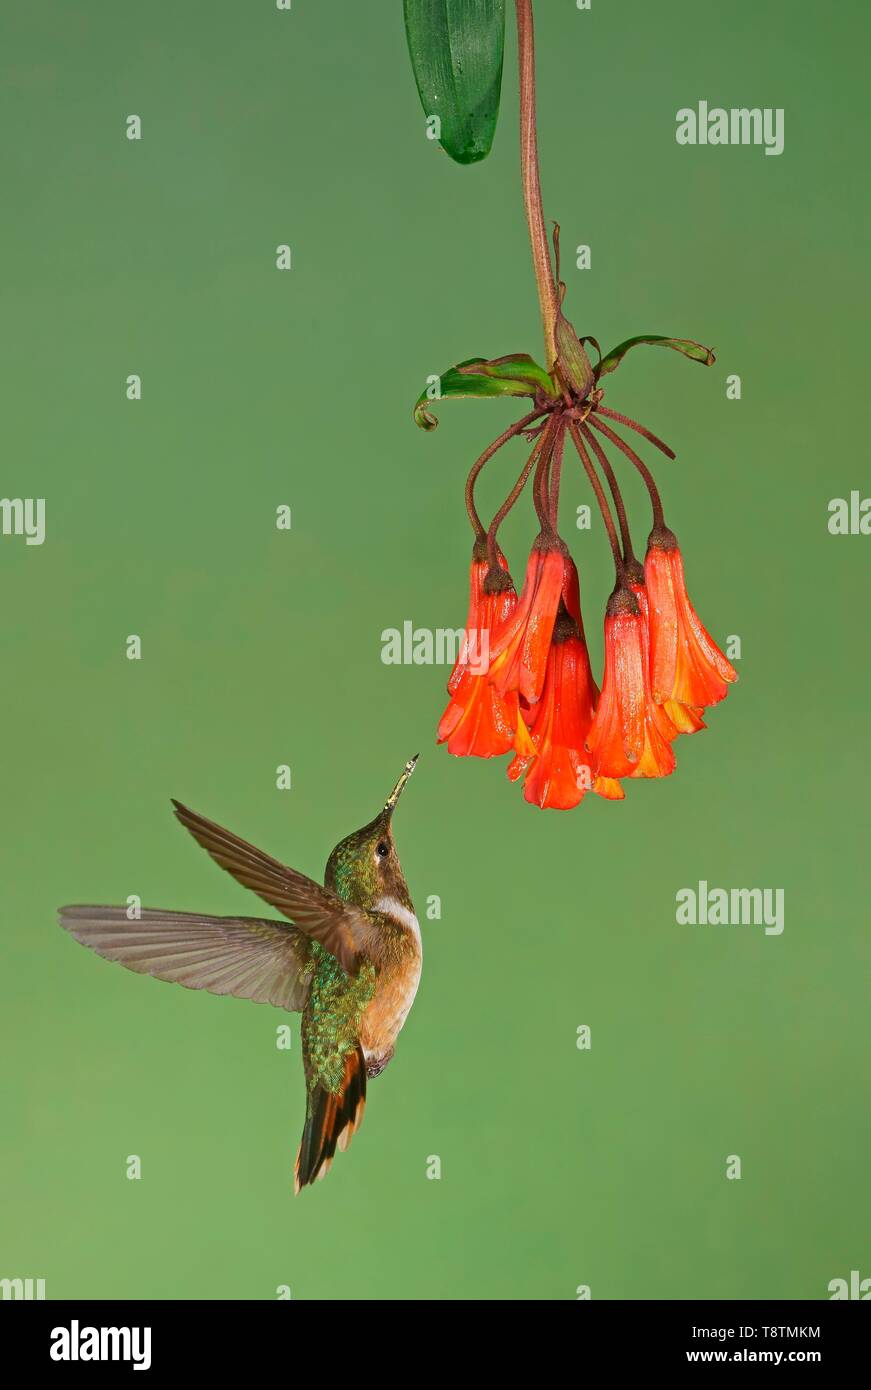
[375,840,389,859]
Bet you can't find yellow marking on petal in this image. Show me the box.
[513,712,536,757]
[594,776,625,801]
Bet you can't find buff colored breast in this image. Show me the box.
[360,897,422,1076]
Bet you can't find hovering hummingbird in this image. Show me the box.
[59,756,421,1192]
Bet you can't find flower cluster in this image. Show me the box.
[427,349,737,811]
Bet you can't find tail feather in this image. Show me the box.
[294,1044,367,1194]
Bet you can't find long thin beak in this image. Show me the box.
[383,754,419,814]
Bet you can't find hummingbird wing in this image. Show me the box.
[58,906,315,1010]
[170,800,375,974]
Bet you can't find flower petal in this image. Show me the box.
[645,535,737,709]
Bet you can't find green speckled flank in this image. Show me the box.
[302,943,376,1094]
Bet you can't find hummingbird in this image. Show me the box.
[58,756,421,1192]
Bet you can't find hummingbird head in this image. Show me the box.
[324,756,418,912]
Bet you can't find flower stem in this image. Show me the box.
[515,0,560,371]
[465,408,544,540]
[588,415,666,531]
[532,414,562,535]
[548,416,566,532]
[532,430,551,528]
[568,420,625,580]
[595,404,675,460]
[581,423,635,564]
[486,418,553,572]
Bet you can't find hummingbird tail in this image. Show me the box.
[294,1044,367,1194]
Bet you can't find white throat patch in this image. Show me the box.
[374,895,421,944]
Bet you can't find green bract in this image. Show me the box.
[413,354,558,430]
[412,334,716,429]
[596,335,716,379]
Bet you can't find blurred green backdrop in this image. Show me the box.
[0,0,867,1301]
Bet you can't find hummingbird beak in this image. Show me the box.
[383,754,419,816]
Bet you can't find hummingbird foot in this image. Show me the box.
[365,1047,394,1079]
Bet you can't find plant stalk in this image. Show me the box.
[515,0,560,371]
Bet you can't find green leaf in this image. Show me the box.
[414,354,556,430]
[596,335,716,379]
[403,0,505,165]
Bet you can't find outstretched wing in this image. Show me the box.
[58,906,315,1011]
[171,800,375,973]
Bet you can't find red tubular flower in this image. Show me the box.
[506,559,624,808]
[644,528,737,709]
[446,546,512,694]
[485,537,567,703]
[627,572,689,761]
[630,578,684,763]
[586,588,676,780]
[438,677,525,758]
[507,608,604,809]
[438,547,527,758]
[586,592,645,778]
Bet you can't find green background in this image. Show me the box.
[1,0,867,1301]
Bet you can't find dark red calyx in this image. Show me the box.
[606,585,641,619]
[482,564,513,596]
[646,524,678,553]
